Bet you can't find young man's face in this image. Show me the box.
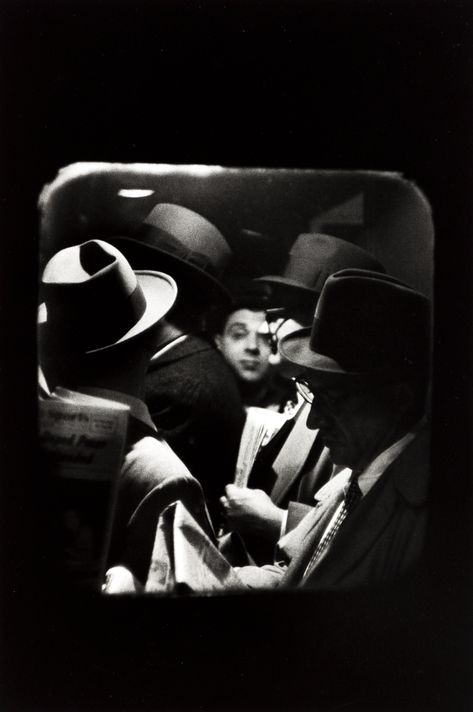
[216,309,273,383]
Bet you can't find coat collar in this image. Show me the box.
[313,422,430,507]
[390,424,430,506]
[57,386,157,432]
[148,333,214,368]
[283,425,430,587]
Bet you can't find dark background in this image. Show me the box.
[1,1,472,710]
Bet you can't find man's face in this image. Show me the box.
[216,309,272,383]
[303,376,399,470]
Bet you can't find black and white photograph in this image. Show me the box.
[1,1,472,711]
[37,163,434,594]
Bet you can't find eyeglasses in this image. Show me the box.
[293,377,369,412]
[294,377,315,405]
[264,309,289,355]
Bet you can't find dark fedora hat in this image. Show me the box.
[256,233,385,301]
[279,269,431,384]
[38,239,177,354]
[110,203,233,303]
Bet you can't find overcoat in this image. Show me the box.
[145,334,245,521]
[109,415,213,583]
[238,426,430,590]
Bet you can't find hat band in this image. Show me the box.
[137,224,220,278]
[308,315,429,376]
[45,281,147,352]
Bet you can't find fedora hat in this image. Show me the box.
[256,233,385,301]
[110,203,233,303]
[279,269,431,384]
[38,239,177,354]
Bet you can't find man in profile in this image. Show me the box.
[104,268,431,593]
[220,235,386,561]
[230,268,431,589]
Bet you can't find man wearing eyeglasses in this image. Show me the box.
[235,268,431,590]
[220,236,386,562]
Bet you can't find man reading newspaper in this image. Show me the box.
[110,269,431,593]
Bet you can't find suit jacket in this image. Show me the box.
[238,426,430,591]
[249,402,333,509]
[234,403,332,565]
[145,334,246,522]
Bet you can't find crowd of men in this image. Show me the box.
[38,201,431,594]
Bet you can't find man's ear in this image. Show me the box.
[214,334,223,351]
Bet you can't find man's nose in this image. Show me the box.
[245,333,260,352]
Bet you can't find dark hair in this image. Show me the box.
[206,283,272,336]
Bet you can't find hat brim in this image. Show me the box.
[38,270,177,354]
[255,275,320,296]
[109,237,232,305]
[279,327,365,384]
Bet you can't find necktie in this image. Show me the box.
[303,473,362,576]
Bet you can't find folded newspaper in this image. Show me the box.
[39,390,130,590]
[145,501,246,593]
[234,406,287,488]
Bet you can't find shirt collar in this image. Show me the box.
[151,334,189,361]
[53,386,157,432]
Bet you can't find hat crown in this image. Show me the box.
[284,233,385,292]
[43,239,138,290]
[257,233,385,298]
[138,203,232,279]
[309,269,431,377]
[41,240,148,353]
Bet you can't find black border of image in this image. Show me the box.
[0,1,472,710]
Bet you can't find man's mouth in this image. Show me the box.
[240,359,260,371]
[318,429,336,445]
